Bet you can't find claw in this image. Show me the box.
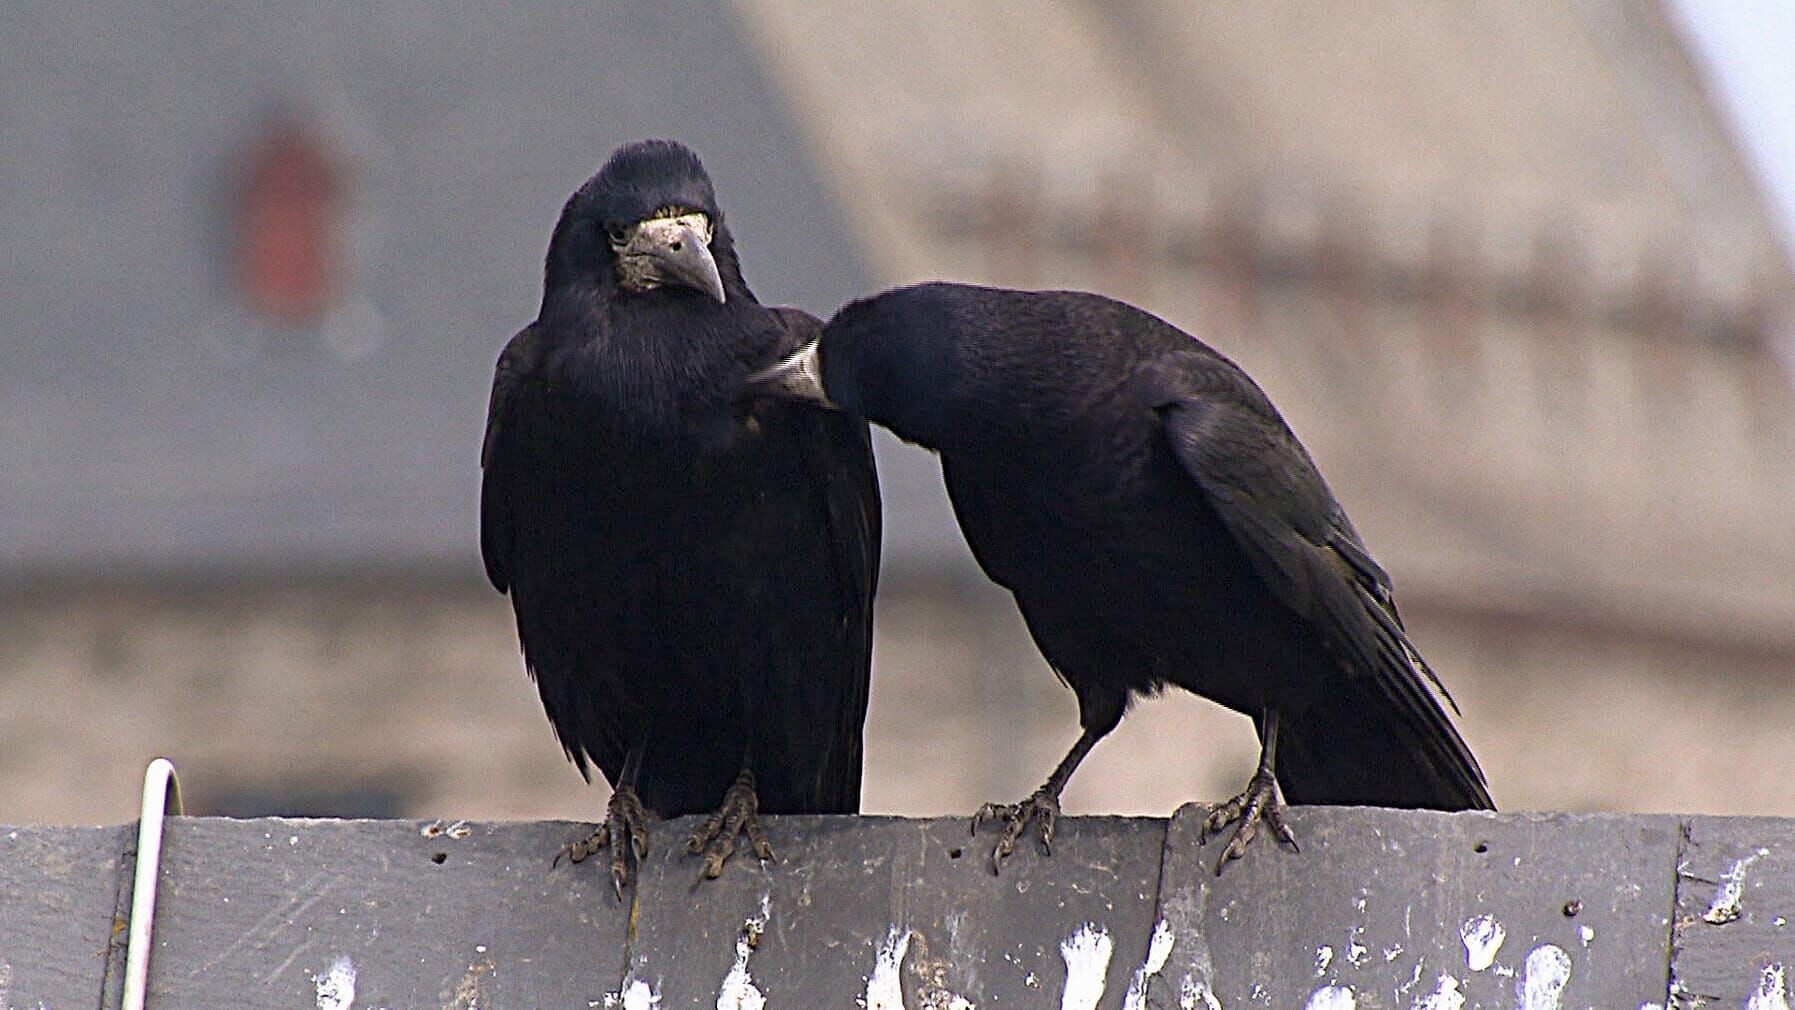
[1203,770,1298,875]
[970,790,1060,875]
[555,786,651,899]
[687,770,777,881]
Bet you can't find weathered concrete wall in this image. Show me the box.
[5,808,1793,1008]
[5,579,1794,832]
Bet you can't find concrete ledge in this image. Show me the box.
[2,807,1790,1008]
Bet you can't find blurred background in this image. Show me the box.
[2,1,1791,826]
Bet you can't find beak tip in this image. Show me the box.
[748,343,834,408]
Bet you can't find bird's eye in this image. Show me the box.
[607,226,630,246]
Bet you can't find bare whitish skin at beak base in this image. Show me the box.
[620,213,726,303]
[749,342,836,408]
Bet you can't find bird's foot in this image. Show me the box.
[686,770,776,880]
[971,789,1061,875]
[554,786,651,900]
[1200,768,1298,875]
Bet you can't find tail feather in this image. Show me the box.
[1274,674,1494,811]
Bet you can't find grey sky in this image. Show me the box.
[1671,0,1795,264]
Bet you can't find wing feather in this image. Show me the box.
[1140,352,1489,808]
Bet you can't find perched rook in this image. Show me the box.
[481,141,880,895]
[757,281,1490,874]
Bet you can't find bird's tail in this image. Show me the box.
[1272,673,1494,812]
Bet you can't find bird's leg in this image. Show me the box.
[555,740,652,900]
[686,769,776,880]
[972,726,1105,874]
[1201,708,1299,874]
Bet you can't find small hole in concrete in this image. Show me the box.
[948,847,963,859]
[431,852,448,864]
[1563,899,1582,917]
[1473,841,1489,854]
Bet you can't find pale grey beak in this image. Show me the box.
[624,213,726,303]
[748,341,836,408]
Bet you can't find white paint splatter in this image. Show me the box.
[313,955,356,1010]
[1704,848,1770,924]
[1058,924,1114,1010]
[1515,944,1570,1010]
[1383,944,1404,963]
[1178,976,1223,1010]
[1412,974,1464,1010]
[1304,985,1355,1010]
[1460,914,1506,972]
[1315,945,1334,975]
[718,909,768,1010]
[1345,943,1369,968]
[1122,920,1176,1010]
[866,927,912,1010]
[1748,965,1791,1010]
[1577,925,1594,946]
[1639,1003,1665,1010]
[1395,961,1425,998]
[620,979,660,1010]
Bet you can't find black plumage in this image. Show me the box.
[759,281,1490,872]
[480,141,880,892]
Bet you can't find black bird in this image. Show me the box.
[756,281,1490,873]
[480,140,880,895]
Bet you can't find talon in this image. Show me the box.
[687,817,722,854]
[687,770,770,881]
[1267,803,1299,852]
[745,819,776,864]
[971,790,1061,874]
[702,846,731,879]
[1205,771,1295,875]
[555,786,651,898]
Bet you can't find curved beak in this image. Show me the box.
[747,341,836,408]
[625,213,726,303]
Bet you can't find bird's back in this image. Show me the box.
[845,282,1488,812]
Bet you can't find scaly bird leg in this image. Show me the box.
[1201,708,1299,875]
[555,740,651,900]
[972,726,1106,875]
[686,769,776,880]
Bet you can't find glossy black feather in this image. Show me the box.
[481,141,880,816]
[819,281,1490,811]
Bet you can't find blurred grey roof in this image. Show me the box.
[0,2,888,574]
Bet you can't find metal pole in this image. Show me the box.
[122,757,183,1010]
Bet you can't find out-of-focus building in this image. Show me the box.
[1,2,1790,827]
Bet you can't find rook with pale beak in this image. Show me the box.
[481,140,881,897]
[753,281,1490,876]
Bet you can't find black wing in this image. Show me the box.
[766,307,881,811]
[1139,352,1492,810]
[479,324,544,594]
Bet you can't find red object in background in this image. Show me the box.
[237,119,344,327]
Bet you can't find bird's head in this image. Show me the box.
[545,139,735,306]
[750,283,968,450]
